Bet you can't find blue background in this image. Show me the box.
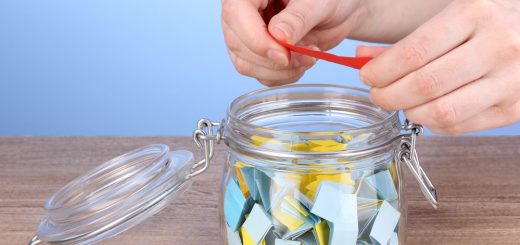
[1,1,518,136]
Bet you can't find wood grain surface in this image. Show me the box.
[1,137,520,245]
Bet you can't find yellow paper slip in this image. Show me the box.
[234,162,250,197]
[313,221,330,245]
[283,195,309,217]
[241,227,266,245]
[271,209,305,232]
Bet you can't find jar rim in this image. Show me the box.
[227,84,398,136]
[224,84,402,161]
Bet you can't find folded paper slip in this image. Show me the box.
[275,239,302,245]
[328,221,358,245]
[370,201,401,245]
[240,167,272,211]
[313,220,330,245]
[310,181,357,223]
[243,204,273,245]
[364,170,398,201]
[241,227,266,245]
[224,179,253,231]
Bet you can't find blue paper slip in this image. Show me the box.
[226,225,243,245]
[255,169,272,212]
[243,204,273,245]
[364,170,398,201]
[264,229,279,244]
[327,221,358,245]
[310,181,356,223]
[224,179,251,231]
[241,167,273,210]
[370,201,400,245]
[241,167,260,201]
[275,239,302,245]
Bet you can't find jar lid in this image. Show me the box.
[31,144,194,245]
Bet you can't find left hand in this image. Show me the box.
[358,0,520,135]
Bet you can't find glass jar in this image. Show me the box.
[218,84,437,245]
[29,84,436,245]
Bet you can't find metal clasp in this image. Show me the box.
[399,120,438,209]
[187,119,224,180]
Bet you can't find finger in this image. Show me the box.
[404,76,503,128]
[370,37,490,111]
[222,0,289,66]
[224,21,316,69]
[258,72,305,87]
[356,45,390,58]
[429,100,520,135]
[229,52,307,81]
[360,2,477,87]
[268,0,338,44]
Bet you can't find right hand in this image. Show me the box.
[221,0,363,86]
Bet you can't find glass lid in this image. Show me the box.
[31,144,194,245]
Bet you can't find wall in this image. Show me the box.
[1,1,518,135]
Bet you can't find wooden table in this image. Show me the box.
[1,137,520,245]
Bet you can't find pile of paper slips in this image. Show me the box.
[224,134,401,245]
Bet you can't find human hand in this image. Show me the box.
[358,0,520,135]
[222,0,362,86]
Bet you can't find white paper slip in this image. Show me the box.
[389,232,399,245]
[226,225,243,245]
[275,238,302,245]
[311,181,356,223]
[243,204,273,245]
[364,170,398,201]
[328,221,358,245]
[370,201,400,245]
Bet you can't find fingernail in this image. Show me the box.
[274,22,292,41]
[267,49,289,66]
[292,54,316,68]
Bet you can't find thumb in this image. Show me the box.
[268,0,334,44]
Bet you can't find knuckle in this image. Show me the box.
[403,42,429,68]
[414,71,442,98]
[467,0,501,25]
[431,100,458,127]
[495,30,520,59]
[221,0,234,23]
[505,30,520,56]
[282,8,307,34]
[223,32,238,52]
[233,56,253,76]
[248,35,268,55]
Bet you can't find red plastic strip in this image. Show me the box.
[279,42,372,70]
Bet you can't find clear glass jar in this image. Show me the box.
[218,84,436,245]
[29,84,436,245]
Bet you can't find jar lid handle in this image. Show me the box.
[400,120,439,209]
[188,119,225,179]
